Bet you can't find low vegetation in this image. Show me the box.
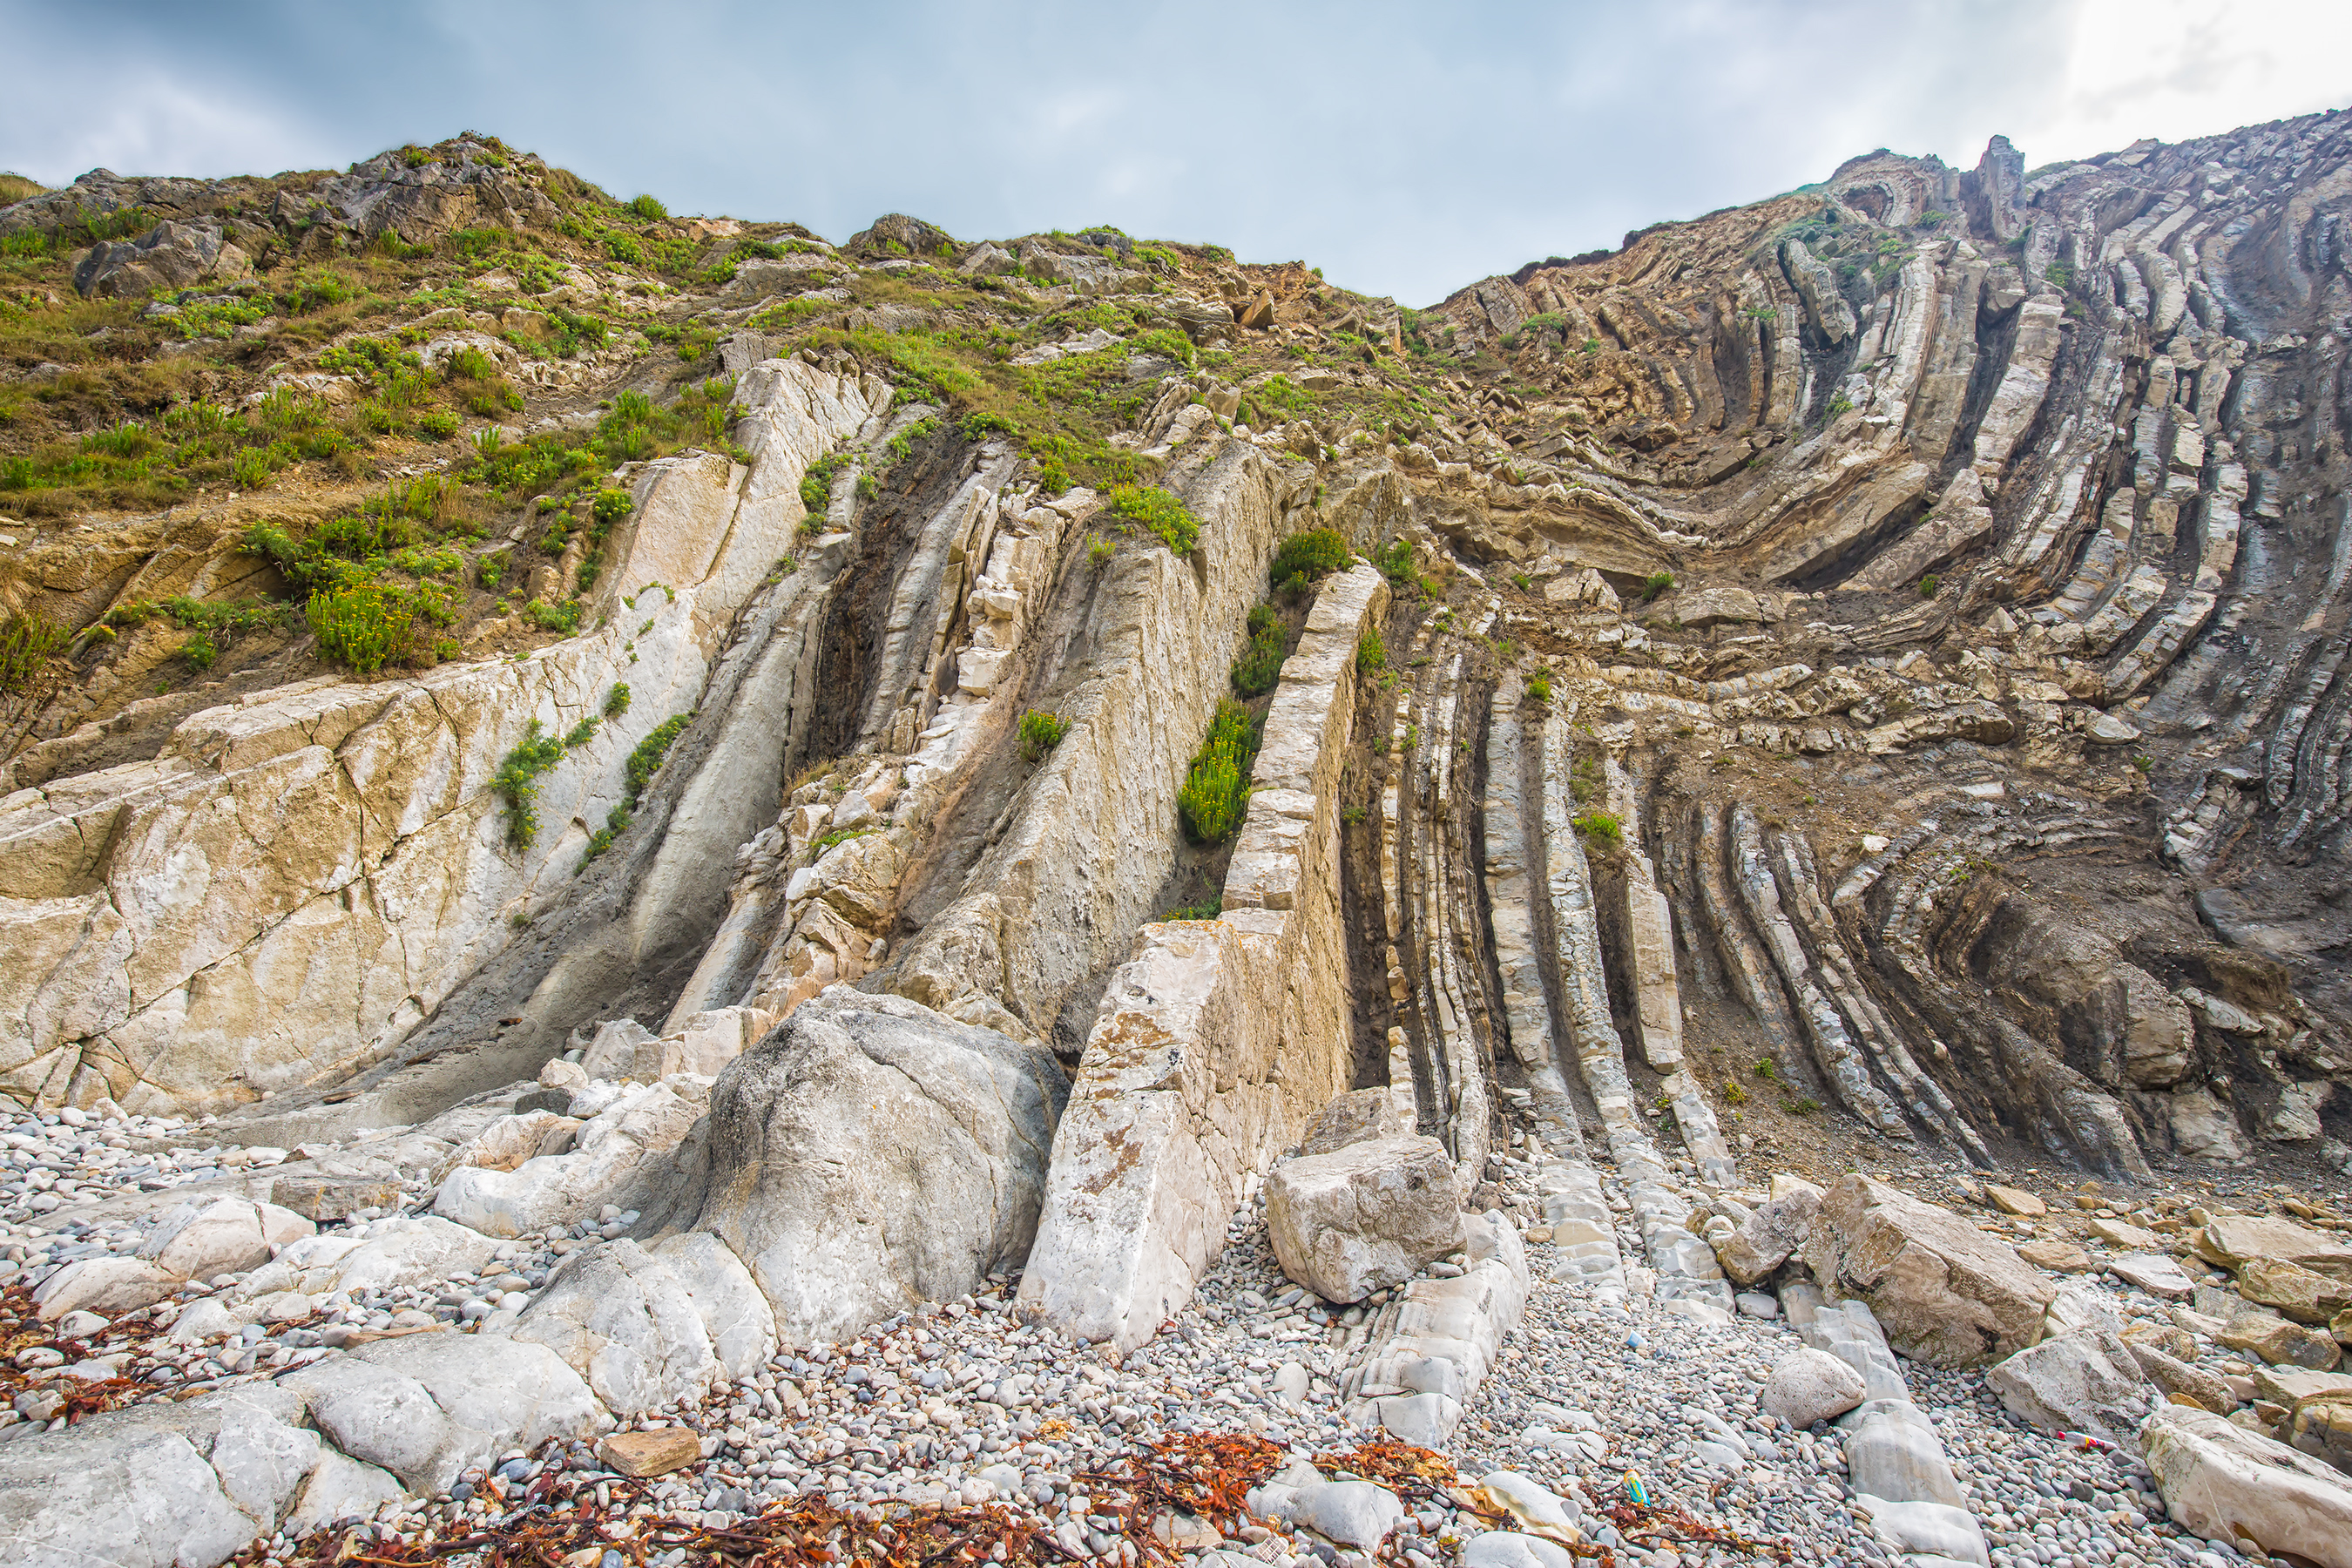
[1018,708,1071,762]
[1230,604,1288,698]
[1178,699,1261,843]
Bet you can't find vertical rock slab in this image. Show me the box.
[1020,565,1385,1352]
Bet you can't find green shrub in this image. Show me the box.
[1525,672,1551,704]
[1018,708,1071,762]
[0,612,69,692]
[527,598,583,635]
[1639,572,1675,603]
[625,712,693,802]
[1231,603,1288,697]
[492,720,568,848]
[1269,529,1348,588]
[1826,395,1855,417]
[1107,483,1200,557]
[1087,537,1116,569]
[307,585,413,673]
[592,487,633,524]
[799,452,848,515]
[1918,573,1940,598]
[1178,699,1261,843]
[1355,627,1386,675]
[576,708,693,868]
[1165,898,1222,922]
[624,194,668,222]
[1573,810,1622,849]
[1372,537,1416,585]
[419,410,462,440]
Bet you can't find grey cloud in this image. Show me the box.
[0,0,2260,304]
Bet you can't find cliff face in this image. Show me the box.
[3,112,2349,1199]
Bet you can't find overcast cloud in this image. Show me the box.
[3,0,2345,305]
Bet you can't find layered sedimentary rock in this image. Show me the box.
[2,110,2351,1423]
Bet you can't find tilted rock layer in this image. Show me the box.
[1,112,2351,1403]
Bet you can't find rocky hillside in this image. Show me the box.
[2,115,2351,1567]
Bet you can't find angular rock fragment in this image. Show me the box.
[1800,1175,2054,1367]
[1988,1329,2152,1443]
[2143,1402,2352,1566]
[1710,1183,1819,1287]
[1266,1133,1463,1304]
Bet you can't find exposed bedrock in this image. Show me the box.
[4,118,2352,1470]
[1,359,882,1118]
[1018,564,1388,1350]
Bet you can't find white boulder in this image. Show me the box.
[2142,1402,2352,1566]
[1762,1348,1869,1427]
[1988,1330,2152,1444]
[1265,1133,1463,1304]
[515,1232,775,1414]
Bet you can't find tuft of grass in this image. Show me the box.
[1018,707,1071,762]
[1164,898,1222,922]
[1525,672,1551,705]
[1918,573,1940,598]
[1268,528,1348,588]
[1573,810,1622,849]
[1230,603,1288,698]
[1372,537,1416,588]
[1178,699,1261,843]
[1107,483,1200,557]
[1639,571,1675,603]
[492,720,570,848]
[1355,626,1386,676]
[1087,537,1116,569]
[0,611,70,692]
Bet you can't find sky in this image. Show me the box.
[2,0,2346,307]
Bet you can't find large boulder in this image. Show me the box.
[29,1255,180,1321]
[2239,1258,2352,1325]
[691,991,1068,1344]
[2290,1396,2352,1478]
[284,1332,604,1497]
[1987,1329,2153,1443]
[515,1233,775,1414]
[433,1075,711,1238]
[73,219,250,297]
[2197,1217,2352,1281]
[1761,1347,1867,1427]
[2142,1402,2352,1566]
[1800,1175,2055,1367]
[1265,1134,1463,1305]
[237,1216,495,1300]
[0,1383,321,1567]
[138,1196,315,1280]
[1300,1089,1406,1156]
[1713,1184,1821,1287]
[2126,1342,2234,1414]
[2221,1305,2344,1370]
